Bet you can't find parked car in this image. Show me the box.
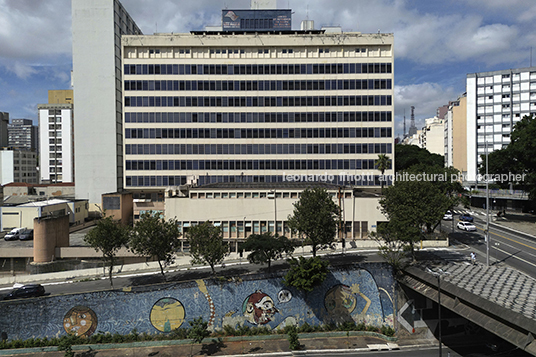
[19,229,34,241]
[457,221,477,231]
[3,284,45,300]
[459,214,474,222]
[443,211,453,220]
[4,228,25,241]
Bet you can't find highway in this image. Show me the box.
[444,211,536,279]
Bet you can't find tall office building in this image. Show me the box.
[72,0,142,204]
[0,112,8,148]
[8,119,38,153]
[0,148,38,185]
[466,67,536,184]
[444,95,467,175]
[122,11,394,192]
[38,90,74,183]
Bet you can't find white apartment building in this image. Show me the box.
[72,0,142,204]
[38,104,74,183]
[0,149,38,185]
[466,67,536,184]
[419,117,444,156]
[122,17,394,191]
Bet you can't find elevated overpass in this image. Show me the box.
[400,262,536,355]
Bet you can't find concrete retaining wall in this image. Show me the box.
[0,263,395,341]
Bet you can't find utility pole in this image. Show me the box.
[486,141,490,267]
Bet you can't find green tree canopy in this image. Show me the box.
[282,256,329,292]
[480,115,536,200]
[187,221,227,275]
[395,144,444,172]
[378,166,465,260]
[84,216,130,287]
[239,232,294,270]
[130,211,181,280]
[286,187,340,257]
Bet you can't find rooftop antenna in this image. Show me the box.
[403,109,406,138]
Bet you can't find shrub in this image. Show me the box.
[286,325,300,351]
[380,325,395,337]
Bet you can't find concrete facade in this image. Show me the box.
[0,112,8,148]
[419,117,444,156]
[33,215,70,263]
[165,183,386,252]
[102,191,133,225]
[7,119,38,153]
[72,0,142,204]
[0,149,38,185]
[466,67,536,183]
[0,199,71,231]
[122,30,394,191]
[38,103,74,183]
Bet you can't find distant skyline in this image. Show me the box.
[2,0,536,137]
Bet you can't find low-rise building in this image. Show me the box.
[165,182,387,252]
[0,148,38,185]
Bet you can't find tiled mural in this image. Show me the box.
[0,263,395,340]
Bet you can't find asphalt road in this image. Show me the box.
[442,212,536,280]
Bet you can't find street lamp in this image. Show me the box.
[427,268,450,357]
[485,141,490,267]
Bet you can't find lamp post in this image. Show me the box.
[427,268,450,357]
[486,141,490,267]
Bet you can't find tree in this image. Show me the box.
[130,211,181,280]
[480,115,536,200]
[375,154,391,194]
[395,144,444,172]
[240,232,294,270]
[187,221,227,275]
[84,216,130,287]
[282,256,329,292]
[286,187,340,257]
[370,222,412,272]
[378,166,464,261]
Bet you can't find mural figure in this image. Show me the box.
[150,297,185,333]
[277,289,292,303]
[63,306,98,338]
[242,290,278,325]
[324,284,371,323]
[196,279,215,329]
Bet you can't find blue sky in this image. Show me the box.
[1,0,536,137]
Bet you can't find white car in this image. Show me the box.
[457,221,476,231]
[443,211,453,220]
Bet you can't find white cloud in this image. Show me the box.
[394,82,458,132]
[4,62,37,79]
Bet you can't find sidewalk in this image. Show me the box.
[0,330,442,357]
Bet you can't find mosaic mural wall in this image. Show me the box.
[0,263,395,340]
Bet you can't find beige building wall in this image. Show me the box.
[48,90,74,104]
[420,117,444,156]
[452,95,467,175]
[165,184,386,251]
[1,201,70,231]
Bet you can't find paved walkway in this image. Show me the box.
[429,261,536,321]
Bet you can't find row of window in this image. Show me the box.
[126,174,386,187]
[125,127,392,139]
[125,111,392,123]
[124,63,392,75]
[125,143,392,156]
[125,158,382,171]
[124,95,392,107]
[124,79,392,92]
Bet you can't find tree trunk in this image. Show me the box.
[158,260,166,281]
[108,256,114,288]
[312,245,317,258]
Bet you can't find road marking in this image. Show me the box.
[492,246,536,268]
[475,226,536,253]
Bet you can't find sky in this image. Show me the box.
[1,0,536,138]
